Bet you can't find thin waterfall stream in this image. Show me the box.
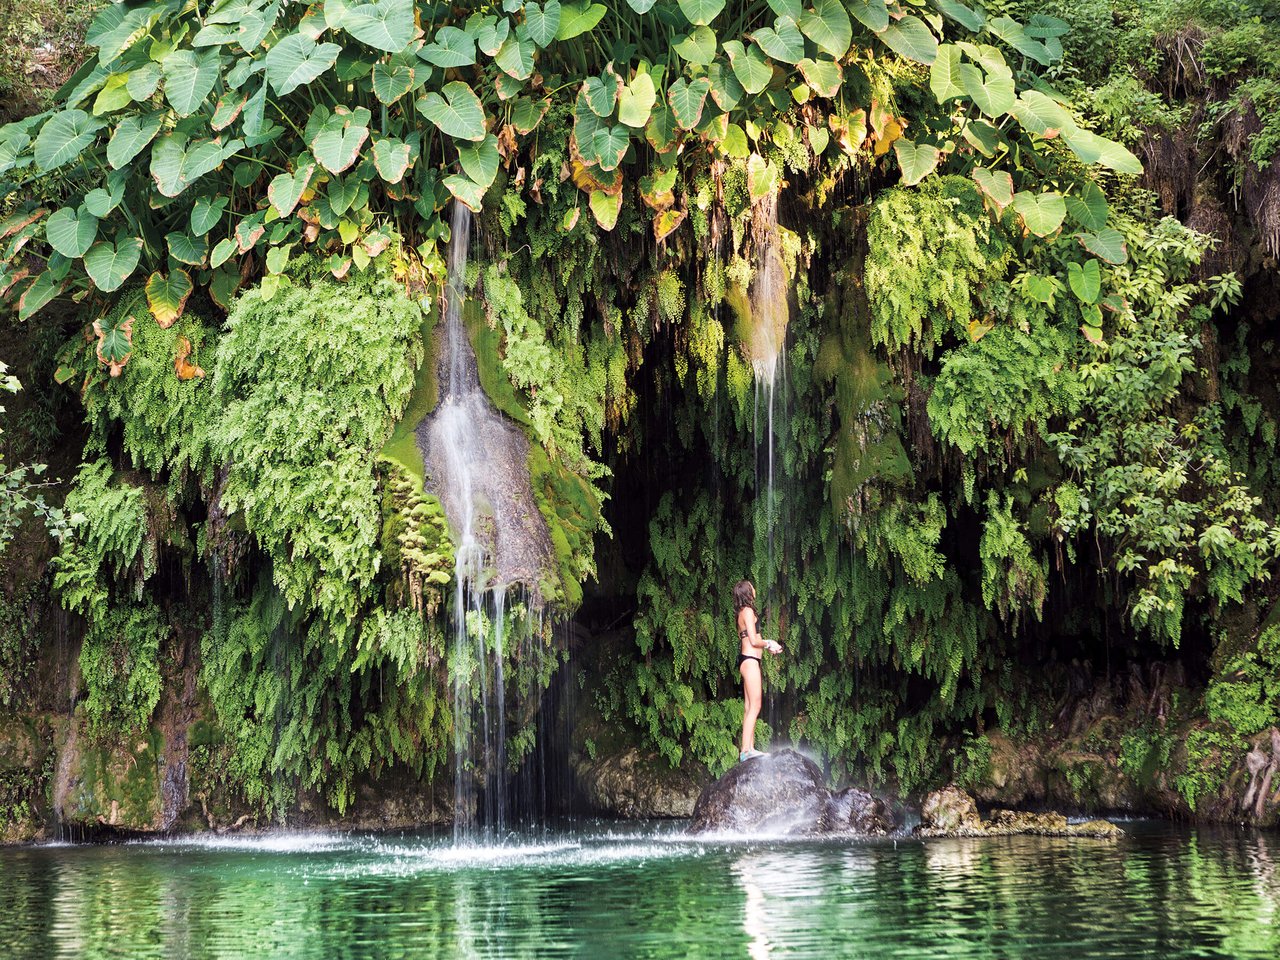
[747,195,790,737]
[416,203,557,841]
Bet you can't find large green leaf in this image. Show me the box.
[311,108,371,174]
[962,118,1001,157]
[724,41,773,96]
[848,0,889,32]
[417,81,487,142]
[961,64,1015,117]
[84,237,143,293]
[1066,181,1109,232]
[511,97,551,134]
[373,137,413,183]
[988,16,1052,65]
[930,44,964,103]
[584,71,621,117]
[766,0,802,18]
[747,153,778,201]
[591,124,631,171]
[457,134,500,189]
[556,3,607,40]
[150,133,240,197]
[1011,90,1075,137]
[45,206,98,258]
[372,62,416,104]
[86,3,153,62]
[880,15,937,65]
[798,58,842,98]
[677,0,726,26]
[268,163,315,216]
[707,62,744,111]
[17,273,64,322]
[1076,228,1128,265]
[934,0,984,32]
[893,138,940,186]
[668,77,711,130]
[1063,128,1144,175]
[33,110,103,173]
[108,111,165,169]
[1067,258,1101,305]
[474,16,510,57]
[93,314,134,375]
[589,188,622,230]
[674,26,718,65]
[443,173,487,212]
[625,0,659,11]
[166,231,209,267]
[971,166,1013,211]
[163,49,221,117]
[343,0,414,53]
[618,73,657,128]
[495,32,536,79]
[526,1,562,47]
[798,0,852,58]
[191,195,230,236]
[265,32,342,96]
[1012,191,1066,237]
[752,16,804,64]
[420,26,477,67]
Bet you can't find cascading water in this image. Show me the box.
[417,203,559,842]
[747,195,790,735]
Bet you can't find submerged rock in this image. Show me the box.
[917,785,1122,840]
[688,749,894,836]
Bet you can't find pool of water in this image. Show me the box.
[1,820,1277,958]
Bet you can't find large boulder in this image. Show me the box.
[688,749,895,836]
[574,746,709,818]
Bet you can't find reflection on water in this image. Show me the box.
[1,822,1278,958]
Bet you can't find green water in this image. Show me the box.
[0,821,1277,958]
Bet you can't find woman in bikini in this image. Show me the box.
[734,579,782,763]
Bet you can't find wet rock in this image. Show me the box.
[574,747,709,819]
[820,787,896,836]
[917,785,1122,840]
[688,749,896,836]
[920,785,983,836]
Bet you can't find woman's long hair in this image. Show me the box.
[733,580,756,616]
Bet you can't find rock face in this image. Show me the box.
[688,749,895,836]
[573,747,709,818]
[917,784,1123,840]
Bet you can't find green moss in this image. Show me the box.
[527,442,604,610]
[380,301,441,483]
[464,299,533,428]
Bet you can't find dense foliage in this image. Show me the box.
[1,0,1279,822]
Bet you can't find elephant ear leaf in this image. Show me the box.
[893,138,940,187]
[45,207,98,258]
[34,110,104,173]
[1012,191,1067,237]
[265,32,342,96]
[92,313,135,376]
[416,81,487,141]
[145,270,194,327]
[84,237,143,293]
[342,0,415,54]
[798,0,852,58]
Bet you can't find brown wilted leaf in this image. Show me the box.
[174,335,205,380]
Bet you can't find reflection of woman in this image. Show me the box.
[734,580,782,763]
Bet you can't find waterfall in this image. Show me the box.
[748,196,789,737]
[417,203,558,841]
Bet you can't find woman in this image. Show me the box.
[734,579,782,763]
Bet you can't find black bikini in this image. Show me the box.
[738,628,760,668]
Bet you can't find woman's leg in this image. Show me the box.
[740,661,762,754]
